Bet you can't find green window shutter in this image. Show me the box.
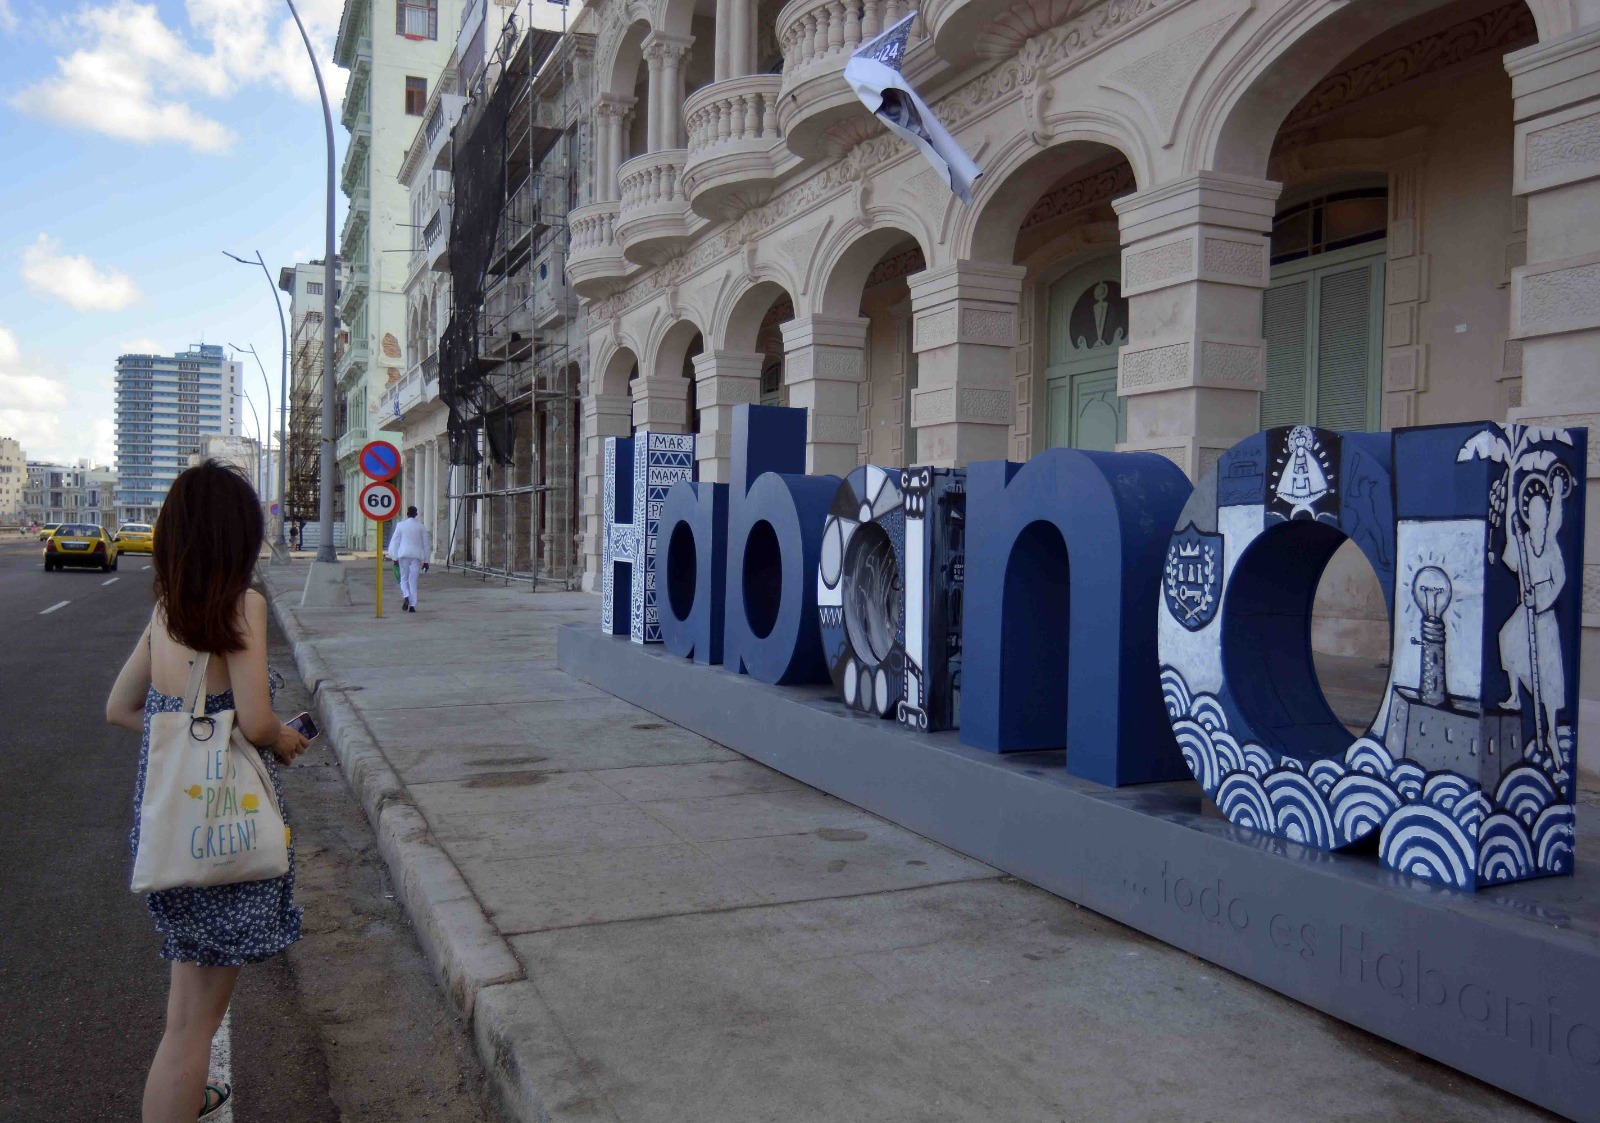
[1261,279,1310,429]
[1314,262,1376,431]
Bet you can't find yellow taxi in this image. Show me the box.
[44,523,119,572]
[36,522,59,542]
[114,522,155,554]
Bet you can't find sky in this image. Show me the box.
[0,0,353,467]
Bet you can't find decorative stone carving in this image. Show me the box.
[1020,162,1136,231]
[1198,341,1261,386]
[960,308,1016,343]
[957,386,1013,422]
[1102,15,1235,146]
[1281,3,1536,133]
[864,247,927,288]
[974,0,1170,65]
[1123,238,1193,288]
[1516,259,1600,335]
[1201,237,1263,281]
[915,308,960,350]
[1120,341,1188,390]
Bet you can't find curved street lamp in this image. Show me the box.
[229,341,274,519]
[223,251,289,550]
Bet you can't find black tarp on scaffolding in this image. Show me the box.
[442,25,566,468]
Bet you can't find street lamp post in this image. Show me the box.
[229,342,274,520]
[286,0,339,565]
[234,388,264,495]
[223,251,290,551]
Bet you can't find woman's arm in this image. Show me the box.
[224,590,309,763]
[105,621,153,733]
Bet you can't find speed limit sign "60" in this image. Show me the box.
[359,480,400,521]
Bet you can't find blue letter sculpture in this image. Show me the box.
[899,466,966,732]
[961,447,1193,787]
[601,431,696,643]
[723,405,840,683]
[818,466,906,716]
[657,476,729,665]
[1157,423,1585,890]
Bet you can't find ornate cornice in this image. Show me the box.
[1281,2,1536,133]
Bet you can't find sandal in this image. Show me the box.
[199,1081,232,1118]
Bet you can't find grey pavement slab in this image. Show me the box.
[261,563,1558,1123]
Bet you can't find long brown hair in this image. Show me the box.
[153,460,263,654]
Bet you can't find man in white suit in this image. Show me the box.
[386,506,430,613]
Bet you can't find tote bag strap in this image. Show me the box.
[183,651,212,717]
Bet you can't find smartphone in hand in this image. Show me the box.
[287,711,320,741]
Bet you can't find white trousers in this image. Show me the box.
[398,558,424,606]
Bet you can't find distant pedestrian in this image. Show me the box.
[104,461,309,1122]
[386,505,430,613]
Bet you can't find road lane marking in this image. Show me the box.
[102,577,119,586]
[210,1006,233,1122]
[143,565,151,571]
[40,601,69,615]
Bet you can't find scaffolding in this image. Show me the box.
[440,8,585,587]
[286,305,330,529]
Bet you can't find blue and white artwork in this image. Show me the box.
[898,466,965,733]
[601,430,696,644]
[818,466,906,717]
[1157,422,1585,891]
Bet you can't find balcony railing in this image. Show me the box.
[425,198,452,270]
[776,0,923,156]
[335,428,369,460]
[567,201,630,297]
[615,150,691,265]
[423,93,467,168]
[683,74,786,219]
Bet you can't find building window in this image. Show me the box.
[396,1,437,40]
[405,76,428,116]
[306,281,323,295]
[1269,188,1387,266]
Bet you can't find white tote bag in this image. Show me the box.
[131,651,290,893]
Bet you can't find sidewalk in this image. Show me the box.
[262,561,1557,1123]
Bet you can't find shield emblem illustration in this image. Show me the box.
[1163,524,1223,632]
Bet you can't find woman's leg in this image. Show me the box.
[143,961,239,1123]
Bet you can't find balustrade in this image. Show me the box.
[615,151,692,264]
[683,75,786,218]
[774,0,924,156]
[567,201,630,297]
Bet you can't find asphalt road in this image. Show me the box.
[0,537,501,1122]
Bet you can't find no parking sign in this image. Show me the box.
[359,440,400,482]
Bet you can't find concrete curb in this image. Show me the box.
[264,583,525,1024]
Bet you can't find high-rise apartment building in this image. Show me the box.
[279,258,343,528]
[334,0,463,550]
[0,437,25,525]
[114,344,242,524]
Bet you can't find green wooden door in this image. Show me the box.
[1261,245,1385,432]
[1045,265,1127,451]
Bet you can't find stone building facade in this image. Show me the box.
[568,0,1600,776]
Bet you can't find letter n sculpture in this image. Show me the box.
[602,431,697,643]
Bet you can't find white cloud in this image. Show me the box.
[22,234,142,312]
[0,327,19,365]
[9,0,347,154]
[0,1,18,34]
[120,337,165,355]
[0,338,115,465]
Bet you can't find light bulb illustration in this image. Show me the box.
[1411,565,1452,707]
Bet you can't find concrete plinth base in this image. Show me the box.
[300,560,352,607]
[557,625,1600,1123]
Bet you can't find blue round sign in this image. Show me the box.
[360,440,400,482]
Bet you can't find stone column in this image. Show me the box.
[1111,171,1280,480]
[1505,26,1600,780]
[580,394,633,591]
[907,261,1026,467]
[595,94,636,200]
[643,34,693,151]
[631,374,691,432]
[780,314,870,476]
[692,350,764,482]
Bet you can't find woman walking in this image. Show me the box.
[105,461,310,1121]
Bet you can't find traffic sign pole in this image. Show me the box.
[358,479,400,620]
